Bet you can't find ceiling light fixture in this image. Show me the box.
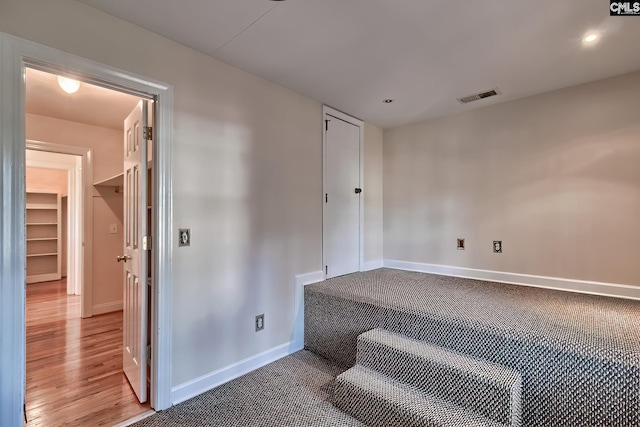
[582,32,599,45]
[57,76,80,94]
[383,99,394,103]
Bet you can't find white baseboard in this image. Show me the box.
[26,272,60,284]
[291,271,325,351]
[363,260,384,271]
[171,341,294,405]
[115,410,155,427]
[384,260,640,301]
[92,301,123,315]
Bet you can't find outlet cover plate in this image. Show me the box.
[493,240,502,253]
[255,314,264,332]
[178,228,190,247]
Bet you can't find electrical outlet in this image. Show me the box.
[457,238,465,250]
[493,240,502,253]
[255,314,264,332]
[178,228,190,247]
[109,224,117,234]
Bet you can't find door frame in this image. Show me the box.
[26,142,92,316]
[0,32,174,425]
[322,105,364,278]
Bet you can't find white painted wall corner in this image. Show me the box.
[291,271,324,352]
[383,259,640,300]
[171,269,324,405]
[363,260,384,271]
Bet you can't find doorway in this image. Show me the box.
[322,106,364,279]
[24,68,152,425]
[0,33,173,425]
[25,149,82,301]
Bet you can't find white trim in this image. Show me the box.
[171,342,294,405]
[0,32,174,425]
[114,410,156,427]
[322,105,365,279]
[363,260,384,271]
[26,141,92,317]
[291,271,325,352]
[26,273,60,284]
[0,33,27,426]
[93,301,123,315]
[384,260,640,301]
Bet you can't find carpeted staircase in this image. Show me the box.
[306,269,640,426]
[334,329,521,427]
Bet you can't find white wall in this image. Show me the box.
[363,123,383,266]
[384,70,640,287]
[0,0,339,389]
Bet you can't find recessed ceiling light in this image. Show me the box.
[383,99,393,103]
[582,32,599,45]
[57,76,80,94]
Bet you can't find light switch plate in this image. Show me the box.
[179,228,190,247]
[109,224,117,234]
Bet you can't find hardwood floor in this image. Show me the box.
[26,279,151,426]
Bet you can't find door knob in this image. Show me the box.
[116,255,131,263]
[354,188,362,194]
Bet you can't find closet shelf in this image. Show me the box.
[94,172,124,187]
[26,206,57,210]
[26,191,61,284]
[27,253,57,258]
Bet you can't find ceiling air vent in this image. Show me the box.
[457,88,501,104]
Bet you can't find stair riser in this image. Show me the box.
[357,335,521,426]
[335,376,454,427]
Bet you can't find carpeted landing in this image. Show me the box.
[306,269,640,426]
[132,350,363,427]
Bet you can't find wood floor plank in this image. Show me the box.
[26,280,151,426]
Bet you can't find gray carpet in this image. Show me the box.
[132,351,364,427]
[305,268,640,426]
[135,269,640,426]
[307,269,640,363]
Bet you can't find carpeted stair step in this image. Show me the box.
[356,328,522,426]
[334,365,507,427]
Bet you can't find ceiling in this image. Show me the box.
[26,68,140,130]
[75,0,640,129]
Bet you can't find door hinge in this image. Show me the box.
[325,265,328,275]
[143,235,152,251]
[24,402,27,423]
[325,193,328,203]
[325,119,330,131]
[143,126,153,140]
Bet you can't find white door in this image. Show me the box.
[120,100,149,403]
[323,114,361,279]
